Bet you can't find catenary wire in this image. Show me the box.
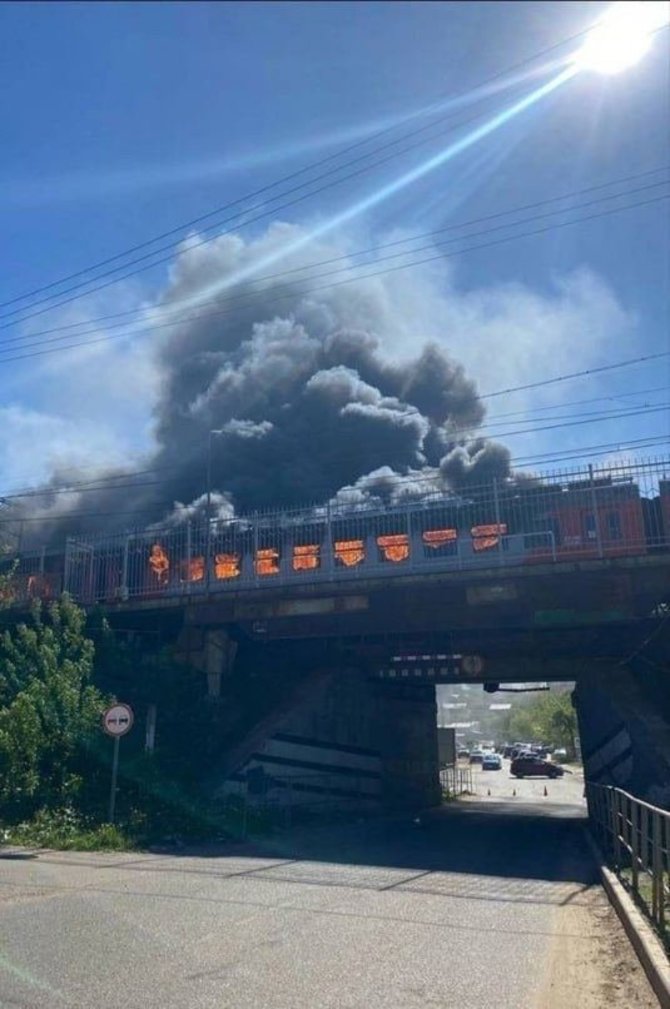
[0,21,602,316]
[2,166,666,351]
[2,190,667,365]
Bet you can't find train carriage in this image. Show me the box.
[5,461,669,607]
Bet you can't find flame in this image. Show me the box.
[215,553,241,579]
[149,543,170,585]
[471,523,507,552]
[423,528,458,548]
[182,556,205,582]
[255,547,280,576]
[334,539,365,567]
[377,534,409,563]
[293,544,320,571]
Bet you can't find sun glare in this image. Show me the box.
[575,1,669,75]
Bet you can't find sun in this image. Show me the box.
[575,1,669,75]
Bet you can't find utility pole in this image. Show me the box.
[206,430,223,591]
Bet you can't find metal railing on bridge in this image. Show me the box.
[440,765,475,797]
[3,455,670,606]
[586,781,670,944]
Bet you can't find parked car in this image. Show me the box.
[457,748,470,759]
[482,753,502,771]
[469,750,485,765]
[511,755,565,778]
[552,748,569,762]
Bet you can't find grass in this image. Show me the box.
[618,865,670,951]
[1,796,278,853]
[3,808,133,851]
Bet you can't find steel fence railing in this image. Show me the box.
[440,765,475,797]
[586,781,670,941]
[3,455,669,606]
[54,455,670,605]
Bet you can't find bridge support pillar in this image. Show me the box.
[214,669,441,813]
[575,663,670,807]
[204,630,237,699]
[374,682,441,809]
[174,626,237,698]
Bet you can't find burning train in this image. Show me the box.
[3,463,669,607]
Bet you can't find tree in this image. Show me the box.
[503,689,578,758]
[0,596,107,817]
[0,559,17,608]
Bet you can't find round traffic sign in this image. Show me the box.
[102,703,134,738]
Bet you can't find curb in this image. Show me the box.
[584,829,670,1008]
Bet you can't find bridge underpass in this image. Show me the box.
[4,567,666,1008]
[94,549,670,816]
[3,507,669,1007]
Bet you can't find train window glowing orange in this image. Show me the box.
[149,544,170,584]
[422,528,458,548]
[377,534,409,563]
[182,556,205,582]
[471,523,507,551]
[255,547,280,576]
[293,544,320,571]
[215,553,241,579]
[334,539,365,567]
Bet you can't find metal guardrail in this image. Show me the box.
[440,765,475,796]
[3,455,670,606]
[586,781,670,940]
[58,456,670,604]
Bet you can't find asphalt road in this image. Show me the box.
[0,765,658,1009]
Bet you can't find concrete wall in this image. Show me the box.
[576,665,670,808]
[218,670,441,813]
[374,681,441,809]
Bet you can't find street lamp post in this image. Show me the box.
[206,430,224,592]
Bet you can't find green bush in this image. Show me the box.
[3,807,132,851]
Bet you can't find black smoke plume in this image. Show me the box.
[16,225,512,540]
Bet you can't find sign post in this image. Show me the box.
[102,703,134,823]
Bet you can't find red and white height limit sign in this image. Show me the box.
[102,703,134,823]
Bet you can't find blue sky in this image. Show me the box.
[0,1,668,497]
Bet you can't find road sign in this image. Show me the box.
[102,703,134,738]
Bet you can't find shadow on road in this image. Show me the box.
[251,799,598,886]
[30,797,599,907]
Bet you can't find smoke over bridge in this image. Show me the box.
[15,224,513,539]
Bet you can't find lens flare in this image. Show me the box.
[575,1,669,75]
[176,66,576,314]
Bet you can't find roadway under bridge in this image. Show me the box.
[94,549,670,813]
[4,458,670,813]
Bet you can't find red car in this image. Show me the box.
[511,755,565,779]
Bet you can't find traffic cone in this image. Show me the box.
[543,785,548,797]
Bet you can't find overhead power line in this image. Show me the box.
[0,21,598,320]
[511,437,670,465]
[2,439,668,527]
[2,382,664,502]
[484,385,670,422]
[1,398,667,505]
[469,400,670,437]
[0,85,578,329]
[3,165,666,351]
[480,349,670,400]
[2,189,667,366]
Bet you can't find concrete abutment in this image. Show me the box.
[214,667,441,813]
